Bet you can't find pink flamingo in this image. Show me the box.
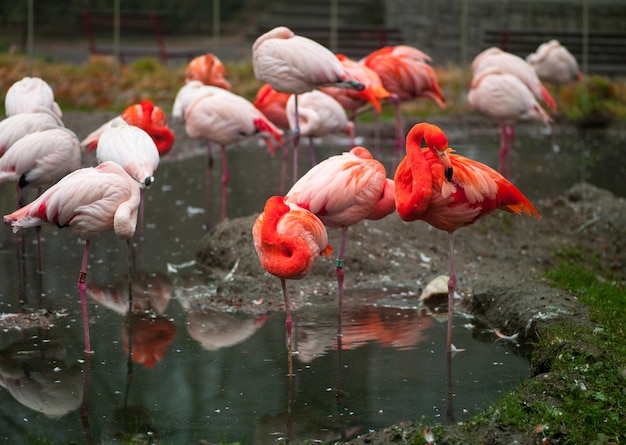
[286,146,395,336]
[285,89,355,169]
[362,45,447,164]
[252,26,364,179]
[4,161,142,354]
[80,100,175,156]
[184,53,231,90]
[252,195,332,376]
[472,47,557,114]
[4,76,63,119]
[526,40,584,86]
[96,123,160,188]
[184,89,283,220]
[172,81,229,124]
[467,67,553,177]
[394,122,540,353]
[0,126,81,206]
[0,108,64,158]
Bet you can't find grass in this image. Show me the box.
[1,52,626,124]
[415,250,625,444]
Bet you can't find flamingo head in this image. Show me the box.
[422,124,453,182]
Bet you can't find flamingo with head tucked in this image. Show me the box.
[5,76,63,119]
[81,100,175,156]
[252,195,332,376]
[184,53,231,90]
[394,122,540,353]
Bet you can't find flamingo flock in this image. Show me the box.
[1,27,573,380]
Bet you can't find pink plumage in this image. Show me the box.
[4,161,140,240]
[472,47,557,113]
[0,127,81,190]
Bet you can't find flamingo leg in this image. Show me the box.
[373,110,381,159]
[78,239,93,354]
[309,136,317,166]
[507,125,515,179]
[293,94,301,181]
[137,189,145,238]
[393,97,404,170]
[446,232,457,354]
[220,144,228,220]
[336,226,348,338]
[498,124,508,175]
[280,141,289,194]
[206,141,214,226]
[281,278,294,377]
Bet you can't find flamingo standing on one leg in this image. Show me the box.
[467,67,553,177]
[362,45,447,164]
[252,195,332,377]
[286,146,395,336]
[184,89,283,221]
[285,89,355,168]
[252,26,364,180]
[80,100,175,156]
[4,76,63,118]
[184,53,231,90]
[393,122,540,354]
[3,161,142,354]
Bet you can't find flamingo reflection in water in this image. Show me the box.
[0,336,83,418]
[185,308,270,351]
[294,304,434,363]
[87,271,177,369]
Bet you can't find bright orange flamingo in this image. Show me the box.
[184,53,231,90]
[286,146,395,336]
[81,100,175,156]
[362,45,446,163]
[4,161,141,353]
[394,122,540,353]
[252,195,332,376]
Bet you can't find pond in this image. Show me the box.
[0,118,624,444]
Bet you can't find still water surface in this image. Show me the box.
[0,120,624,443]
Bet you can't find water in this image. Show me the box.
[0,120,624,444]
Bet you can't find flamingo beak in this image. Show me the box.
[437,150,454,182]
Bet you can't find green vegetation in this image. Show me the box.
[1,53,626,124]
[417,250,625,444]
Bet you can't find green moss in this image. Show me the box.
[437,256,626,444]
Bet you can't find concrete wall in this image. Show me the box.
[384,0,626,68]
